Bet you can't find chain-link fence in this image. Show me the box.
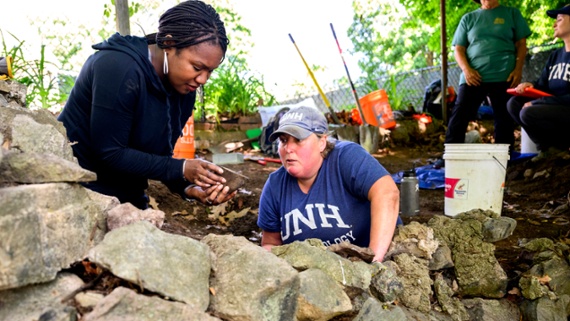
[279,42,564,113]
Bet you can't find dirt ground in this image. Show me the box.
[149,122,570,286]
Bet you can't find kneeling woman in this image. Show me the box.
[257,106,401,263]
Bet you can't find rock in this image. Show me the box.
[393,253,432,313]
[429,244,454,270]
[462,298,521,321]
[352,297,407,321]
[522,238,555,253]
[0,150,96,183]
[87,221,211,310]
[386,221,439,260]
[519,275,549,300]
[75,291,105,310]
[369,261,403,303]
[106,202,165,231]
[527,256,570,297]
[482,216,517,243]
[271,239,372,290]
[296,268,352,321]
[0,107,75,161]
[434,273,469,321]
[519,295,570,321]
[464,130,482,143]
[453,238,508,298]
[83,287,220,321]
[0,273,84,321]
[202,234,300,321]
[429,214,508,298]
[0,183,105,290]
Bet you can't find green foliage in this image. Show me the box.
[0,30,25,77]
[104,0,142,19]
[18,45,60,108]
[1,31,62,108]
[2,0,273,118]
[383,73,413,111]
[400,0,564,49]
[41,19,93,104]
[204,55,277,120]
[349,0,567,87]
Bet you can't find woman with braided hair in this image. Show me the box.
[58,0,235,209]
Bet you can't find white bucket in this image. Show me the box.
[443,144,510,217]
[521,128,538,154]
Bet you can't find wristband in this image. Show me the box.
[182,160,188,182]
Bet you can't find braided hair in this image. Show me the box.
[146,0,229,60]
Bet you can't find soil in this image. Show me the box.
[149,123,570,290]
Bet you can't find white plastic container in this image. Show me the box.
[521,128,538,154]
[443,144,510,216]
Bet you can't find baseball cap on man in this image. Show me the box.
[547,4,570,18]
[269,106,328,142]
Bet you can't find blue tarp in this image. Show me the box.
[391,151,538,190]
[392,164,445,190]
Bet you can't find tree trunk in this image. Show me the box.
[115,0,130,35]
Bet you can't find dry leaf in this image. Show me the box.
[148,196,159,210]
[221,207,251,225]
[81,259,102,276]
[172,209,189,216]
[1,139,11,150]
[208,202,228,221]
[537,275,551,285]
[508,287,521,295]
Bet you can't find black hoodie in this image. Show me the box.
[58,33,194,208]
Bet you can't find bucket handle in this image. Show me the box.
[492,156,507,171]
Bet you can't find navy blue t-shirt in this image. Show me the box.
[257,140,390,248]
[533,47,570,106]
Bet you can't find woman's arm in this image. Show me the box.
[508,38,527,87]
[261,231,283,251]
[368,175,400,262]
[454,45,481,86]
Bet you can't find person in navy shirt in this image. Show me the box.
[507,4,570,156]
[257,106,401,262]
[58,1,235,209]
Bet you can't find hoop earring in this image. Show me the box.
[163,51,169,75]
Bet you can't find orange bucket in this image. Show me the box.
[173,114,195,159]
[358,89,396,129]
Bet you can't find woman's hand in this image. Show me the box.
[183,159,226,188]
[507,69,523,88]
[185,184,236,206]
[515,82,533,94]
[463,67,482,86]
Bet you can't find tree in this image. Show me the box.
[349,0,568,85]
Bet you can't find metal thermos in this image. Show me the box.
[400,168,420,217]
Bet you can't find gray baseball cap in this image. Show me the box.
[269,106,328,142]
